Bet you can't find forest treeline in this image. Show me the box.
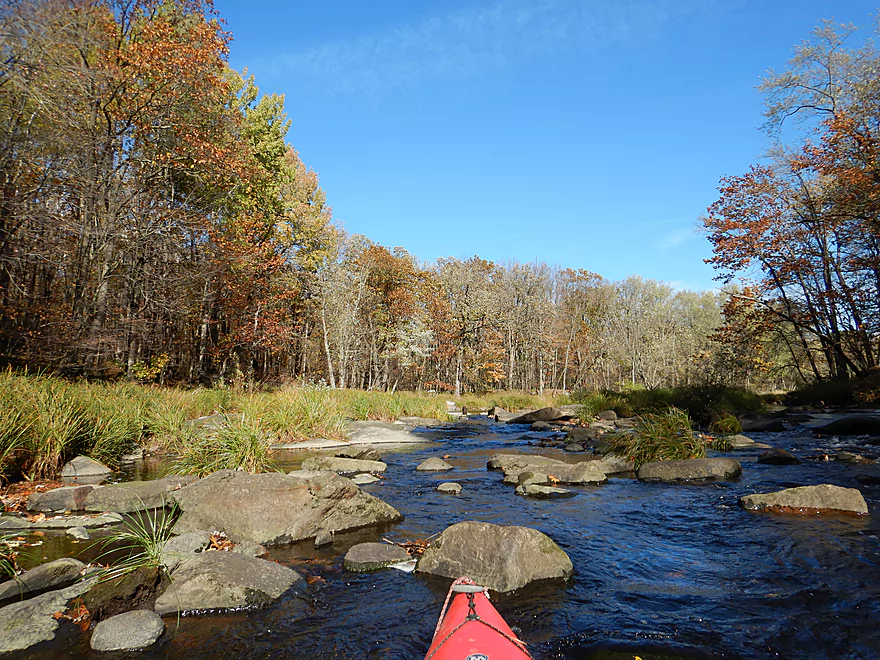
[1,1,877,394]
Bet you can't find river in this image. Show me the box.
[13,415,880,659]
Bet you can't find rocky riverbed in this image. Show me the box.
[1,411,878,659]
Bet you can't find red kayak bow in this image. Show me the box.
[424,577,532,660]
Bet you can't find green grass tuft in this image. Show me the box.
[606,406,704,468]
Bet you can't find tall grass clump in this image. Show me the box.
[605,406,703,468]
[709,413,742,435]
[564,389,632,417]
[169,415,275,477]
[93,504,178,581]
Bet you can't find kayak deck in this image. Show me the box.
[425,582,531,659]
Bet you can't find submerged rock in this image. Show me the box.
[172,470,403,546]
[637,458,742,483]
[416,457,453,471]
[90,609,164,651]
[300,456,387,474]
[417,521,573,592]
[154,552,304,614]
[343,542,411,571]
[739,484,868,515]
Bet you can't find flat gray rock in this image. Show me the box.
[740,484,868,515]
[417,521,573,593]
[154,552,303,614]
[84,476,197,513]
[343,542,411,571]
[0,579,94,652]
[508,407,574,424]
[488,454,564,471]
[515,484,575,499]
[437,482,462,494]
[0,558,84,602]
[592,455,635,475]
[60,456,112,485]
[300,456,387,474]
[350,474,380,485]
[172,470,402,546]
[161,530,212,572]
[27,485,94,512]
[416,457,453,471]
[726,434,755,447]
[90,609,164,651]
[66,526,90,540]
[0,512,123,530]
[495,455,606,485]
[637,458,742,483]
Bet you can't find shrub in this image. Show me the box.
[93,504,178,581]
[709,413,742,435]
[606,406,703,468]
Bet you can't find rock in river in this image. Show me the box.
[489,453,606,485]
[27,485,94,512]
[154,551,303,615]
[508,407,577,424]
[758,448,801,465]
[0,558,85,603]
[84,475,197,514]
[814,415,880,437]
[60,456,112,485]
[300,456,387,474]
[437,482,462,494]
[416,457,453,471]
[343,542,411,571]
[515,484,575,499]
[0,579,94,653]
[417,521,573,593]
[90,610,164,651]
[739,484,868,515]
[172,470,403,546]
[637,458,742,483]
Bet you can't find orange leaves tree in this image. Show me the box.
[705,18,880,382]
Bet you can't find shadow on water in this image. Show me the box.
[8,417,880,659]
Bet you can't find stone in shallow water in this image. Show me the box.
[350,474,380,485]
[90,609,164,651]
[27,485,94,512]
[60,456,112,485]
[758,448,801,465]
[416,457,453,471]
[515,484,575,499]
[637,458,742,483]
[437,482,461,494]
[300,456,387,474]
[343,542,411,571]
[417,521,573,593]
[154,552,303,615]
[66,526,90,540]
[0,558,84,602]
[739,484,868,515]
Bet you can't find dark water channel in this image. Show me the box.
[14,416,880,660]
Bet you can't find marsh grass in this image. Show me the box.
[456,391,559,413]
[606,406,704,468]
[709,413,742,435]
[170,415,275,476]
[92,503,178,582]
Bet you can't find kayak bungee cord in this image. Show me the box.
[425,577,533,660]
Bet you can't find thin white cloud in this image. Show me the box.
[257,0,707,95]
[660,227,695,250]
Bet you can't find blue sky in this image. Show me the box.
[213,0,878,292]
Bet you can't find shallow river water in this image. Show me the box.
[13,416,880,660]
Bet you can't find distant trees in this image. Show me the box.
[705,19,880,382]
[0,0,738,392]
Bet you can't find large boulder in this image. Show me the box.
[0,558,84,603]
[343,542,411,571]
[739,484,868,515]
[27,485,94,512]
[84,476,197,514]
[300,456,387,474]
[740,418,786,433]
[154,552,303,614]
[814,416,880,437]
[172,470,403,546]
[417,521,573,592]
[90,610,164,651]
[0,579,94,653]
[508,407,575,424]
[637,458,742,483]
[60,456,112,485]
